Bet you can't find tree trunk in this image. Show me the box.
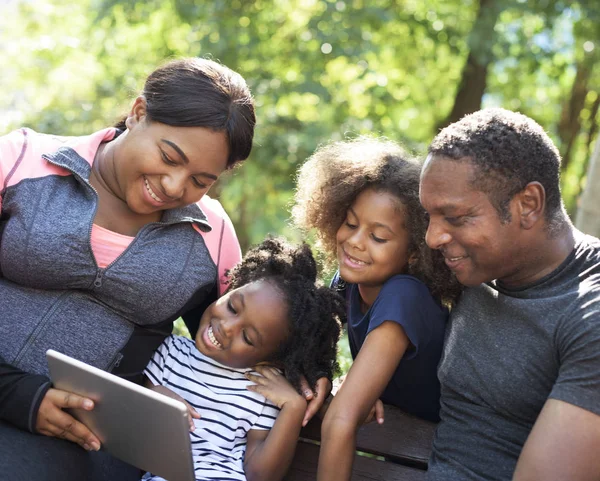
[584,94,600,158]
[575,133,600,237]
[558,57,593,172]
[436,0,502,131]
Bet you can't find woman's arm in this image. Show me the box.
[0,355,52,432]
[0,354,101,450]
[318,321,410,481]
[244,366,307,481]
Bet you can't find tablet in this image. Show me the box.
[46,349,195,481]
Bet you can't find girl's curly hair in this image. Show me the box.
[226,237,345,391]
[292,136,462,306]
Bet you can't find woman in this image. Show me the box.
[0,57,253,480]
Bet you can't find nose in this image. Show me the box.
[425,218,451,250]
[347,228,366,251]
[220,316,240,339]
[161,171,186,200]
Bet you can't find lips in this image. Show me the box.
[144,177,167,204]
[206,325,223,350]
[341,249,370,269]
[444,255,467,270]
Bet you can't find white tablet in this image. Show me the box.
[46,349,195,481]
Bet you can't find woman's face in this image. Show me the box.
[111,97,229,215]
[195,279,290,369]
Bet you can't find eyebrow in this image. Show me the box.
[372,222,395,235]
[348,207,395,235]
[161,139,219,181]
[238,293,264,347]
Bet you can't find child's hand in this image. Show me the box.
[363,399,385,425]
[333,374,384,425]
[299,376,332,427]
[246,366,307,412]
[148,384,201,431]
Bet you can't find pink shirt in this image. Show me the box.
[87,195,241,294]
[90,223,134,268]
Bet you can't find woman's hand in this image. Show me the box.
[246,366,306,412]
[147,384,201,431]
[36,388,101,451]
[299,376,332,426]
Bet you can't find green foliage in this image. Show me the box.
[4,0,599,374]
[1,0,599,241]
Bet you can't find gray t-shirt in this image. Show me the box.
[426,230,600,481]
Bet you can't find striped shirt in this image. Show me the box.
[143,335,279,481]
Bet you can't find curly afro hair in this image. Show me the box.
[428,108,567,234]
[293,136,461,306]
[226,237,344,391]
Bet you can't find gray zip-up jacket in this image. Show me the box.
[0,127,239,431]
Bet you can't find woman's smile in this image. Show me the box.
[143,177,167,205]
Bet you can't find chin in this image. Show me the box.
[456,272,488,287]
[337,268,360,284]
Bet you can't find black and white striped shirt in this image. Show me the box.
[144,335,279,481]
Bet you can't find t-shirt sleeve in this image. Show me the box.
[366,277,438,360]
[251,398,280,431]
[549,283,600,416]
[144,335,177,387]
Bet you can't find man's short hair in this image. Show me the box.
[428,108,564,229]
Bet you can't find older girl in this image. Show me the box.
[293,137,461,481]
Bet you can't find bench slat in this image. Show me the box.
[284,441,427,481]
[299,404,436,468]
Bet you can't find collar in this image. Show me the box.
[42,131,212,232]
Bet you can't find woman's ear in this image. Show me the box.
[125,96,148,130]
[516,182,545,230]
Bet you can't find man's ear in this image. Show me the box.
[124,96,148,130]
[516,182,545,229]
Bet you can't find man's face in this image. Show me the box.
[419,155,523,287]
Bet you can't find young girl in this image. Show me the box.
[292,137,461,481]
[142,237,345,481]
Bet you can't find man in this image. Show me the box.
[419,108,600,481]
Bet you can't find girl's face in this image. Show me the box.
[111,97,229,215]
[195,279,290,368]
[336,188,413,294]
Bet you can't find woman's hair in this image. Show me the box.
[226,237,345,391]
[293,136,462,306]
[116,57,255,168]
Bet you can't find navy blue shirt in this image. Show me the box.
[335,273,448,422]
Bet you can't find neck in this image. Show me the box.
[498,223,575,288]
[91,140,120,197]
[357,284,382,312]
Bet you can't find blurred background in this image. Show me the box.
[2,0,600,250]
[3,0,599,372]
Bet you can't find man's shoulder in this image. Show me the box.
[575,229,600,262]
[572,230,600,291]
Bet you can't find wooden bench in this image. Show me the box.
[284,404,437,480]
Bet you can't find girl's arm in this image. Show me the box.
[318,321,410,481]
[244,366,307,481]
